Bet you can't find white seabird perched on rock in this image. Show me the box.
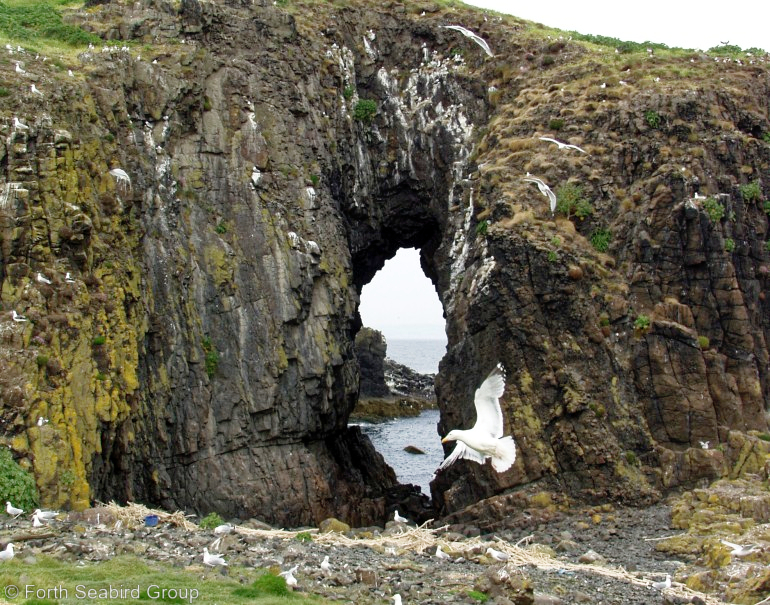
[0,543,15,562]
[441,25,494,57]
[320,555,331,574]
[437,364,517,473]
[30,84,43,96]
[15,62,24,74]
[392,594,402,605]
[251,166,262,187]
[11,310,27,322]
[435,545,451,560]
[5,502,22,518]
[523,174,558,215]
[651,574,671,590]
[202,547,227,567]
[486,546,510,561]
[539,136,587,154]
[393,510,408,523]
[33,508,59,522]
[13,117,29,130]
[65,272,75,283]
[279,565,298,587]
[213,523,234,535]
[36,272,52,285]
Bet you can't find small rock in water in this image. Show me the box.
[403,445,425,455]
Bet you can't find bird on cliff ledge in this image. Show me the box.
[436,364,517,474]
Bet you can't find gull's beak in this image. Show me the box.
[441,436,449,443]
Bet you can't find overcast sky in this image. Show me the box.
[359,2,767,342]
[464,0,768,51]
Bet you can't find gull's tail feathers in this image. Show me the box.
[491,436,517,472]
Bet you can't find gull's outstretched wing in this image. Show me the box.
[472,364,505,438]
[441,25,494,57]
[437,440,486,471]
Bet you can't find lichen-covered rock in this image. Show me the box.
[0,0,769,528]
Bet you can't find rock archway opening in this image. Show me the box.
[351,246,447,499]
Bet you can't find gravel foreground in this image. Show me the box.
[0,497,744,605]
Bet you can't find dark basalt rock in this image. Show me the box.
[0,0,768,528]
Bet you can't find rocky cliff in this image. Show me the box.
[0,0,769,527]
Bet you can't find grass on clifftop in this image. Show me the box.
[0,0,99,56]
[0,555,325,605]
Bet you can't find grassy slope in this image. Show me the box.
[0,555,324,605]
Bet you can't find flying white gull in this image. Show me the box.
[651,574,671,590]
[523,174,557,215]
[11,310,27,322]
[202,547,227,567]
[437,364,517,473]
[486,546,510,561]
[441,25,494,57]
[109,168,131,190]
[721,540,758,557]
[539,136,587,154]
[393,510,408,523]
[5,502,22,518]
[36,272,52,285]
[0,543,14,562]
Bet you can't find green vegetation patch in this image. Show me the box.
[232,573,296,599]
[740,180,762,202]
[703,197,725,222]
[556,183,592,220]
[353,99,377,123]
[590,227,612,253]
[0,556,323,605]
[201,336,219,378]
[0,1,100,46]
[198,511,224,529]
[0,448,39,512]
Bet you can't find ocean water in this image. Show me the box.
[355,409,444,496]
[386,339,446,374]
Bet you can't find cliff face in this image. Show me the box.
[0,0,768,526]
